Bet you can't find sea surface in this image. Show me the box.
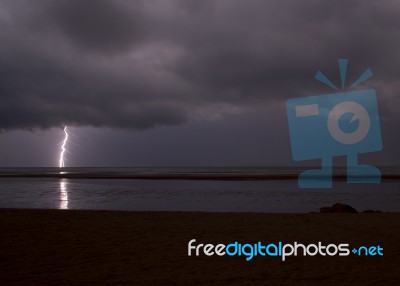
[0,167,399,212]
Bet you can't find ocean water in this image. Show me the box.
[0,167,399,212]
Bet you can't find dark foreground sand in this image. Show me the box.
[0,209,399,285]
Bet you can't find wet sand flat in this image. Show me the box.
[0,209,399,285]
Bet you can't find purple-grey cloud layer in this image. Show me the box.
[0,0,399,130]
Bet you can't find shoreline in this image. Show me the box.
[0,207,399,214]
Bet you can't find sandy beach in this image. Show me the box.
[0,209,399,285]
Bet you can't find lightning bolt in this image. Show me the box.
[59,126,69,168]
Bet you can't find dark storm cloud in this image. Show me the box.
[35,0,144,54]
[0,0,399,130]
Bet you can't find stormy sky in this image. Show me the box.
[0,0,399,167]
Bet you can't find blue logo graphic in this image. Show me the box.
[286,59,382,188]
